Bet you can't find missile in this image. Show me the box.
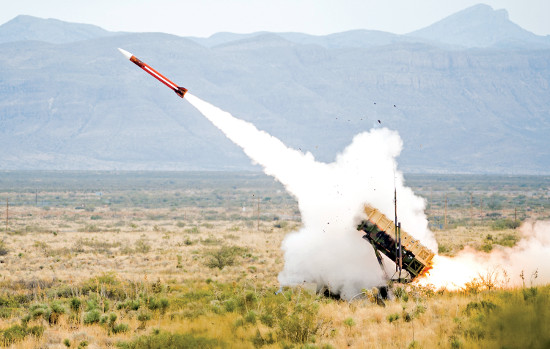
[118,48,187,98]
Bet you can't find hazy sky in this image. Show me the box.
[1,0,549,37]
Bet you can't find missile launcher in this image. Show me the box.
[357,204,434,282]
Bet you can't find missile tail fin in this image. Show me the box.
[175,86,188,98]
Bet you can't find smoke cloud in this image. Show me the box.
[186,93,550,296]
[186,94,434,298]
[420,220,550,289]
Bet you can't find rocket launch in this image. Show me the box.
[118,48,187,98]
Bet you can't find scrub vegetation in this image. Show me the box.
[0,171,548,348]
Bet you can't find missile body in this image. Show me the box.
[118,48,187,98]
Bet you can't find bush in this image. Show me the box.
[134,239,151,253]
[137,312,151,324]
[0,324,44,345]
[491,219,520,231]
[438,244,449,254]
[498,233,519,247]
[251,329,275,347]
[204,246,247,270]
[387,313,400,323]
[260,313,275,327]
[481,243,493,253]
[245,310,257,324]
[277,299,319,343]
[343,317,356,328]
[224,299,237,312]
[118,299,140,311]
[112,323,129,334]
[84,309,101,324]
[49,301,66,325]
[30,304,50,321]
[0,308,11,319]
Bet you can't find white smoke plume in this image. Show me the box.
[186,94,550,297]
[420,220,550,290]
[186,94,435,298]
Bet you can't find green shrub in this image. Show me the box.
[0,308,11,319]
[387,313,400,323]
[134,239,151,253]
[49,301,66,325]
[30,304,50,321]
[83,309,101,324]
[109,313,118,326]
[251,329,275,347]
[277,299,319,343]
[498,233,519,247]
[491,219,520,231]
[137,312,151,326]
[85,297,99,312]
[224,299,237,313]
[204,245,247,270]
[437,243,450,253]
[70,298,82,312]
[343,317,355,328]
[118,299,140,311]
[481,243,493,252]
[245,310,257,324]
[0,324,44,345]
[449,336,462,349]
[414,304,426,316]
[260,313,275,328]
[112,323,129,334]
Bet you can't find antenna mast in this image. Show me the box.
[394,186,402,279]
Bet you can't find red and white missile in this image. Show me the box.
[118,48,188,98]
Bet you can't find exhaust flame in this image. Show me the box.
[185,93,549,296]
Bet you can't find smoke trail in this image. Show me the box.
[186,94,435,298]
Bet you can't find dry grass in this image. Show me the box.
[0,177,548,348]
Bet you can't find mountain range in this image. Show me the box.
[0,4,549,173]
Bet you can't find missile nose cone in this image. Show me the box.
[118,48,133,60]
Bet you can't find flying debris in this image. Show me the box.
[118,48,187,98]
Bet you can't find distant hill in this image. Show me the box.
[0,15,120,44]
[191,30,417,49]
[408,4,550,48]
[0,5,549,174]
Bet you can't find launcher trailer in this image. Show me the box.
[357,204,435,282]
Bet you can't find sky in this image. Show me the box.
[1,0,549,38]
